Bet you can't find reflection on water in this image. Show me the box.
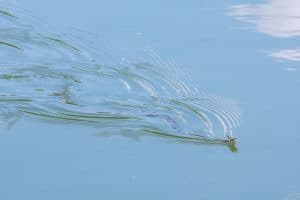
[0,6,240,150]
[270,48,300,62]
[284,193,300,200]
[229,0,300,38]
[229,0,300,63]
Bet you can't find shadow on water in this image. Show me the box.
[0,6,240,152]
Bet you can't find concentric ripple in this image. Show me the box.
[0,6,241,151]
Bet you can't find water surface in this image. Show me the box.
[0,0,299,199]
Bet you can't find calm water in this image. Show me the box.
[0,0,299,199]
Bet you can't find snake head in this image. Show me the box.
[225,136,238,152]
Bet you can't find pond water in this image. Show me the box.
[0,0,299,199]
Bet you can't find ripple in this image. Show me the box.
[0,6,241,151]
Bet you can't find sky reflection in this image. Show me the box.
[270,48,300,62]
[229,0,300,62]
[229,0,300,38]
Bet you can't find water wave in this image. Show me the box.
[0,6,241,151]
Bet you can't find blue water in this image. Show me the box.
[0,0,299,199]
